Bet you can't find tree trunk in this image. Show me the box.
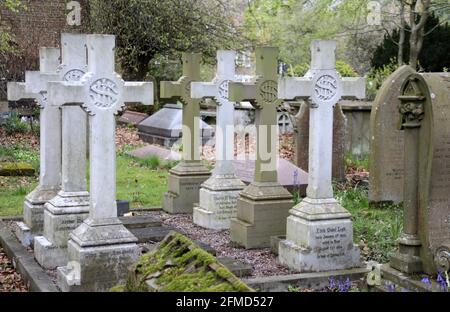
[408,0,430,69]
[398,1,405,66]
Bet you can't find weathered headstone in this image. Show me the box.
[118,110,149,126]
[228,47,294,249]
[49,34,153,291]
[278,40,364,272]
[233,158,307,196]
[160,53,211,214]
[190,50,246,230]
[137,103,214,148]
[7,47,61,244]
[389,72,450,275]
[369,65,416,205]
[294,102,347,182]
[34,33,89,269]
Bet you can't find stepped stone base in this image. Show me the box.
[193,175,245,230]
[34,191,90,269]
[279,197,362,272]
[57,218,140,292]
[163,162,210,214]
[230,182,293,249]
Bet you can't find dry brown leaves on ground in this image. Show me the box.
[115,126,146,152]
[0,128,39,149]
[0,247,28,292]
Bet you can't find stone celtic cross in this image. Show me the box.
[160,53,202,163]
[48,34,153,291]
[228,47,280,182]
[191,50,237,174]
[278,40,365,200]
[7,47,61,237]
[190,50,246,230]
[33,33,90,270]
[278,40,365,272]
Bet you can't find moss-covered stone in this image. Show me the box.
[112,231,254,292]
[0,162,35,176]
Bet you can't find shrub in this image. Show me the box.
[1,113,28,135]
[366,59,399,101]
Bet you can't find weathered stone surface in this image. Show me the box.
[137,104,214,148]
[230,182,293,249]
[278,40,364,272]
[7,47,61,240]
[34,33,90,270]
[234,157,308,196]
[294,102,347,182]
[55,34,153,291]
[163,163,211,214]
[118,110,149,126]
[228,47,294,249]
[191,50,246,230]
[369,65,416,205]
[217,257,252,277]
[341,100,372,159]
[416,73,450,274]
[112,231,253,292]
[0,162,35,176]
[160,53,212,215]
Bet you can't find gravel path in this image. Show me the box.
[142,210,292,277]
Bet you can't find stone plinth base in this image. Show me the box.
[230,182,293,249]
[278,197,361,272]
[57,218,139,292]
[13,222,32,247]
[193,175,245,230]
[34,191,90,269]
[22,186,60,241]
[163,162,210,214]
[390,234,422,274]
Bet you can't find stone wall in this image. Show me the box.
[0,0,89,100]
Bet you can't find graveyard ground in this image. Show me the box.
[0,125,403,281]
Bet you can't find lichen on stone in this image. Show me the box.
[0,162,35,176]
[112,231,254,292]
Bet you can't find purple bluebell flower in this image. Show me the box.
[421,277,432,290]
[437,271,448,292]
[386,282,396,292]
[329,276,336,290]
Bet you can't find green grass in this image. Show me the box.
[0,144,170,216]
[116,154,168,208]
[0,176,37,217]
[335,185,403,263]
[0,144,40,172]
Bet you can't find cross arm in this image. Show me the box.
[47,81,85,107]
[342,77,366,99]
[123,82,154,105]
[190,82,217,99]
[160,81,181,99]
[7,82,35,101]
[278,77,313,100]
[228,82,256,102]
[25,71,59,94]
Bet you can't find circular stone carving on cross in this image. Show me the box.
[310,71,341,107]
[259,80,278,104]
[63,69,86,82]
[314,74,338,101]
[89,78,119,108]
[218,80,230,100]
